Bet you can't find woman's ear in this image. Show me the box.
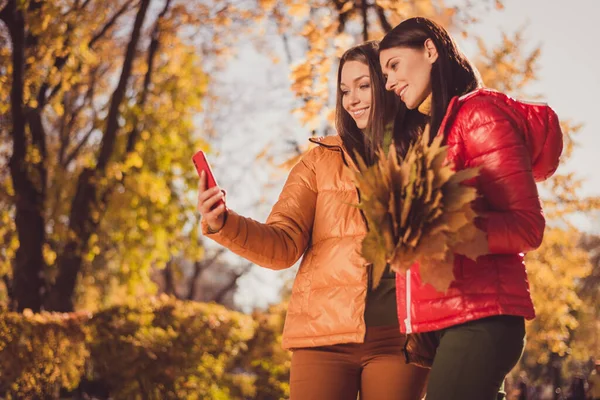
[424,38,439,64]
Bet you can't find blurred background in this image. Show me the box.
[0,0,598,398]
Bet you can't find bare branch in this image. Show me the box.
[63,125,96,168]
[43,0,136,106]
[96,0,150,172]
[187,248,226,300]
[89,0,135,49]
[125,0,172,154]
[212,262,252,305]
[375,5,392,33]
[361,0,368,42]
[37,21,74,108]
[95,0,172,217]
[79,0,93,11]
[58,88,88,165]
[332,0,353,33]
[47,0,152,312]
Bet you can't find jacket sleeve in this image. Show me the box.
[201,149,319,270]
[456,97,545,254]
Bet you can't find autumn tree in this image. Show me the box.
[0,0,264,312]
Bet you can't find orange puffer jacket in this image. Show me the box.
[202,135,372,350]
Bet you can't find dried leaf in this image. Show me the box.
[447,166,480,186]
[420,253,455,292]
[434,164,454,189]
[452,225,489,261]
[389,245,417,273]
[415,232,448,261]
[443,186,478,212]
[352,129,486,289]
[439,211,470,232]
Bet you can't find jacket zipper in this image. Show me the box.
[313,140,370,341]
[404,269,412,333]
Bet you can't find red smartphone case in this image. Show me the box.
[192,151,224,208]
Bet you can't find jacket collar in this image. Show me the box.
[309,135,359,171]
[308,135,343,147]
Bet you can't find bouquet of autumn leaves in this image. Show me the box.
[352,130,488,292]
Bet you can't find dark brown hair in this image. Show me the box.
[336,41,399,166]
[379,17,482,157]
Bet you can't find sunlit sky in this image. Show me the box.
[208,0,600,311]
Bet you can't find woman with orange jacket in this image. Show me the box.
[197,41,429,400]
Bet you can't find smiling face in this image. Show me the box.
[340,60,372,130]
[379,40,438,110]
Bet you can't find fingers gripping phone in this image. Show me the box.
[192,150,225,210]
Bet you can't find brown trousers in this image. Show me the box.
[290,326,429,400]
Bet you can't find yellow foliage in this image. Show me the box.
[475,30,541,96]
[523,227,592,364]
[124,152,144,170]
[0,0,218,310]
[0,311,90,398]
[0,297,272,398]
[42,243,57,266]
[288,2,311,18]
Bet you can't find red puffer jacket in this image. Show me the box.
[397,88,563,334]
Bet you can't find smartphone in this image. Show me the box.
[192,150,225,209]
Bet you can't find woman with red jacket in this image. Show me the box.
[379,17,563,400]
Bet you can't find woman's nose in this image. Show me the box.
[385,76,396,92]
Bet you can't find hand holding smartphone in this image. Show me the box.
[193,150,226,231]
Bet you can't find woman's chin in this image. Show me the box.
[404,101,418,110]
[355,120,368,130]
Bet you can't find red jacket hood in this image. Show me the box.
[447,89,564,182]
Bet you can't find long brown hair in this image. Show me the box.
[336,41,399,166]
[379,17,482,157]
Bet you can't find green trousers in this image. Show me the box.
[425,315,525,400]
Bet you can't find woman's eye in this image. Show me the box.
[392,62,398,71]
[341,90,349,96]
[359,84,370,90]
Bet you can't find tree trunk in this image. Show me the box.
[45,0,152,312]
[186,261,203,301]
[163,260,178,297]
[2,0,46,312]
